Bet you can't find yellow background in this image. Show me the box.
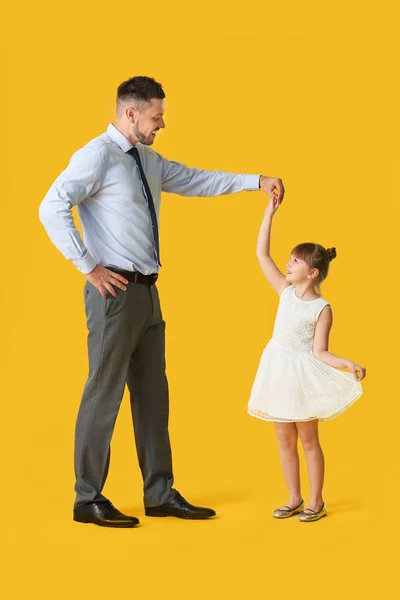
[1,1,399,598]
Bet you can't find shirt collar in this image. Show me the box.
[106,123,134,153]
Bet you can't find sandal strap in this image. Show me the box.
[278,499,304,512]
[302,505,324,515]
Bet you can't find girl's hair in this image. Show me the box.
[291,243,337,292]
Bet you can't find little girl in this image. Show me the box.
[247,196,366,522]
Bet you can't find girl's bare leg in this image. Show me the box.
[274,422,302,507]
[296,420,325,511]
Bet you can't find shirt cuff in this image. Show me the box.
[243,174,261,191]
[72,253,97,275]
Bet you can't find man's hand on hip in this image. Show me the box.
[260,176,285,204]
[85,265,129,298]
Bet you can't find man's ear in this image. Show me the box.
[126,106,139,124]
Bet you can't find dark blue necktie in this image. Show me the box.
[128,146,161,267]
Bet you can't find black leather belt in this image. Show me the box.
[108,268,158,286]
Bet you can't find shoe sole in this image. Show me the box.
[145,511,216,520]
[73,516,139,528]
[299,513,327,522]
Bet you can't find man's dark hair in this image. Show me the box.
[117,76,165,107]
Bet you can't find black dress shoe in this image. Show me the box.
[145,491,216,520]
[73,501,139,528]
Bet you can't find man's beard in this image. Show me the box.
[133,123,153,146]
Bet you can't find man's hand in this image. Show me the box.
[86,265,129,298]
[260,176,285,204]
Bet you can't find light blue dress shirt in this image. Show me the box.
[39,124,261,275]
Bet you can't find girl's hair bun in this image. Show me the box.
[326,247,337,261]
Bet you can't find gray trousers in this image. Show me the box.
[74,280,176,508]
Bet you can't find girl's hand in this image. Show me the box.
[347,361,367,382]
[265,194,280,218]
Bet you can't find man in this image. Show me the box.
[39,76,285,528]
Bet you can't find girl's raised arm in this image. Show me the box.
[256,198,290,296]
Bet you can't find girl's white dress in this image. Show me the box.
[247,285,362,422]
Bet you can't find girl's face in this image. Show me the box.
[286,254,318,284]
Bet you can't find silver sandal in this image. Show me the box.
[273,499,305,519]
